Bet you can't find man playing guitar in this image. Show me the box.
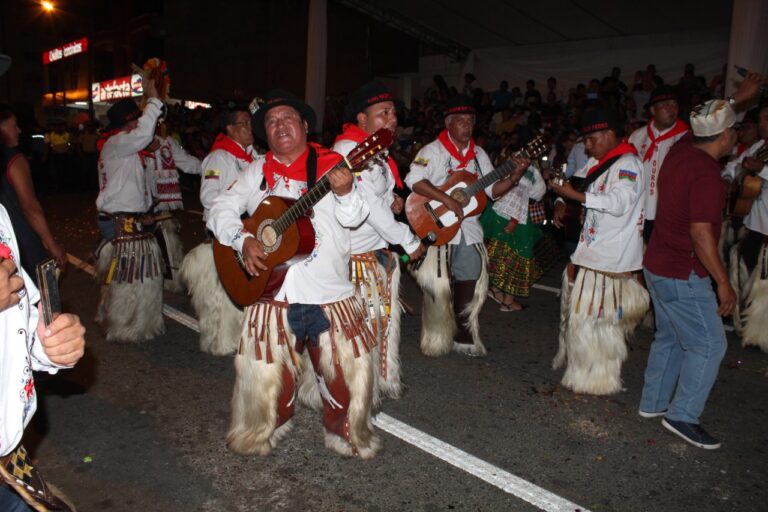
[405,94,528,357]
[207,90,381,459]
[333,81,424,401]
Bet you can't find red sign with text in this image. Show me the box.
[42,37,88,65]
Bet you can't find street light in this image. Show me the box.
[41,1,55,13]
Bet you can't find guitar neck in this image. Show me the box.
[465,146,534,196]
[271,162,345,235]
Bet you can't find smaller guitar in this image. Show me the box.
[214,129,393,306]
[730,143,768,217]
[405,136,548,246]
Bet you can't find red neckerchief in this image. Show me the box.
[587,141,638,177]
[96,128,122,152]
[262,143,342,189]
[334,123,402,188]
[209,134,254,164]
[643,119,688,162]
[438,129,475,169]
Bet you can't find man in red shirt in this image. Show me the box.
[640,73,762,450]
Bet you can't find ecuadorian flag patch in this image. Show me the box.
[204,169,221,180]
[618,169,637,182]
[413,157,429,167]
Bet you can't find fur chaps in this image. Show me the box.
[157,217,185,293]
[350,251,403,403]
[227,298,380,458]
[553,266,649,395]
[731,241,768,351]
[179,243,244,355]
[409,244,488,357]
[95,238,165,343]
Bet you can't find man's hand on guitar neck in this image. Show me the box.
[242,237,269,277]
[327,165,354,196]
[552,201,567,229]
[549,180,586,204]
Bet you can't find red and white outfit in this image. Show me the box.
[725,139,768,351]
[405,132,495,357]
[95,98,165,343]
[208,144,381,458]
[179,135,257,355]
[553,144,650,395]
[0,206,67,457]
[333,124,419,401]
[628,120,688,222]
[142,135,202,293]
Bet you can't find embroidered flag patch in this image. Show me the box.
[618,169,637,182]
[413,157,429,167]
[204,169,221,180]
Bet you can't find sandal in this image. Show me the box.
[487,287,505,305]
[500,300,527,312]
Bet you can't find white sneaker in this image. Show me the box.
[638,409,667,418]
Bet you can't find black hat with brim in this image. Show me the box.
[106,98,141,130]
[444,94,475,116]
[580,104,621,135]
[344,81,395,122]
[649,85,677,107]
[252,89,316,141]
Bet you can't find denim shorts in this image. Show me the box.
[287,303,330,347]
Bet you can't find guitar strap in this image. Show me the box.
[307,146,318,189]
[576,155,622,193]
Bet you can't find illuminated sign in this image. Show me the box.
[42,37,88,65]
[91,74,144,102]
[184,101,212,109]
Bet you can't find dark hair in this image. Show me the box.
[0,104,13,124]
[692,133,721,144]
[219,103,249,134]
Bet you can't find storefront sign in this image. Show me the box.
[42,37,88,65]
[91,74,144,102]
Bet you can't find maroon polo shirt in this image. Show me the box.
[644,137,725,279]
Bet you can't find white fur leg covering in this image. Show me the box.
[458,244,488,356]
[298,350,322,411]
[740,243,768,352]
[730,244,750,335]
[556,267,649,395]
[159,218,184,293]
[227,304,297,456]
[381,262,403,398]
[552,269,572,370]
[96,240,165,343]
[179,243,244,356]
[316,330,381,459]
[410,245,456,356]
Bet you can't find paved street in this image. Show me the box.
[26,188,768,512]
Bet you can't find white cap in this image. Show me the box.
[690,99,736,137]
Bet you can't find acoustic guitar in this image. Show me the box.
[213,129,393,306]
[730,143,768,217]
[405,135,548,246]
[551,163,585,242]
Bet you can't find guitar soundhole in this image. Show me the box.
[450,188,468,206]
[258,221,281,254]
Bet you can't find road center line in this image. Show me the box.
[66,251,591,511]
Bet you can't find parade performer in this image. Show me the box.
[208,90,379,458]
[405,95,527,357]
[94,80,166,343]
[178,102,256,355]
[550,105,649,395]
[332,81,424,401]
[627,86,689,242]
[142,121,202,293]
[728,103,768,351]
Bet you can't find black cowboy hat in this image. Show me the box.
[106,98,141,130]
[251,89,316,141]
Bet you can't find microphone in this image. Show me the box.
[400,231,437,267]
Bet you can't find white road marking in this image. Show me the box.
[373,413,589,512]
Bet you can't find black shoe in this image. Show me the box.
[662,418,721,450]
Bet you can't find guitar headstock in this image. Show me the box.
[345,128,394,171]
[521,135,549,161]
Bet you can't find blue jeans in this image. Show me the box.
[0,486,33,512]
[287,304,330,348]
[451,235,482,281]
[640,269,727,424]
